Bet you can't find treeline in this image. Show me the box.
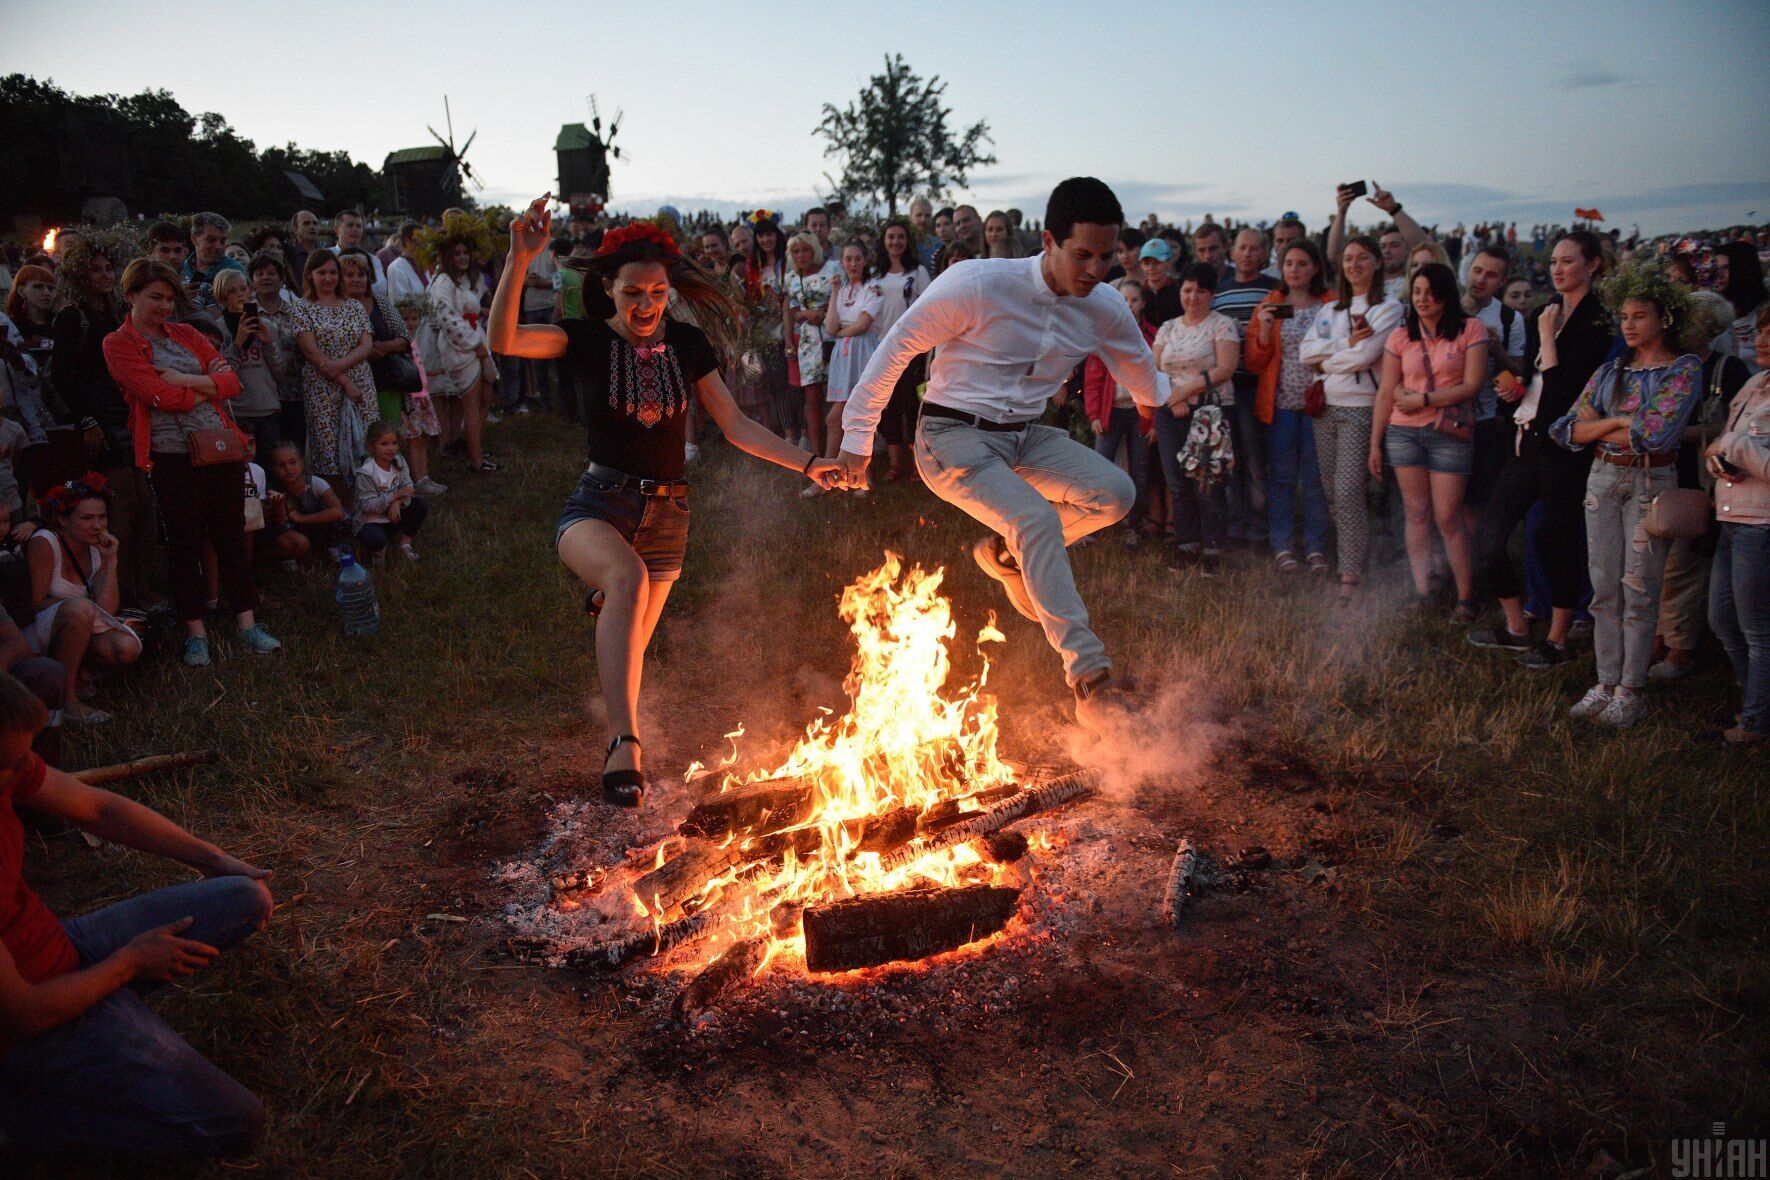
[0,74,390,225]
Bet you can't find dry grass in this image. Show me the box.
[8,410,1766,1175]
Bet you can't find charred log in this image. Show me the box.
[982,830,1029,864]
[673,938,766,1021]
[631,840,743,914]
[802,884,1021,973]
[680,778,816,839]
[877,772,1096,872]
[1163,839,1199,929]
[565,913,711,971]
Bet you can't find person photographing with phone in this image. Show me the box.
[489,197,842,807]
[1327,182,1428,303]
[208,270,282,454]
[837,177,1178,733]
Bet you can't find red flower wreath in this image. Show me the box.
[41,471,108,515]
[595,220,680,260]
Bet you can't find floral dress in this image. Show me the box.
[784,269,831,386]
[291,297,375,478]
[428,271,491,392]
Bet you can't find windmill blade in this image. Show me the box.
[427,125,449,149]
[458,129,478,158]
[444,95,455,146]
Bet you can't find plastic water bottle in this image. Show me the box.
[334,550,381,636]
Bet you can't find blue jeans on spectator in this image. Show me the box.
[1093,407,1149,531]
[1709,522,1769,735]
[1224,385,1266,546]
[496,307,554,411]
[1155,408,1227,553]
[355,496,428,554]
[0,876,271,1157]
[1267,408,1329,557]
[1524,499,1593,621]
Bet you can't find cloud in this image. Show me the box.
[1555,65,1627,90]
[1372,179,1770,231]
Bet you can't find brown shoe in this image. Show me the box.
[1074,669,1140,736]
[972,536,1039,622]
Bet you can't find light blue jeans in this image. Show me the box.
[1710,521,1769,734]
[0,876,271,1157]
[916,416,1134,686]
[1584,461,1674,689]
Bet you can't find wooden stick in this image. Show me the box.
[565,913,712,971]
[802,884,1021,973]
[73,749,219,785]
[673,938,766,1021]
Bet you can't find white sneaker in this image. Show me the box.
[1596,691,1647,728]
[1568,685,1613,720]
[415,477,448,496]
[800,483,829,498]
[1646,659,1694,682]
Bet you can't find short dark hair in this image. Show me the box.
[1275,216,1305,234]
[0,672,48,736]
[1118,228,1147,250]
[1158,228,1191,266]
[934,207,954,222]
[301,249,340,300]
[335,208,363,224]
[1177,261,1220,293]
[1192,221,1227,246]
[246,251,287,284]
[147,220,186,245]
[1474,242,1512,272]
[1045,177,1123,245]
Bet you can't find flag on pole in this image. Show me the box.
[1574,207,1604,221]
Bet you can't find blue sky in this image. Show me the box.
[5,0,1766,234]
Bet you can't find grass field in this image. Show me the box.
[10,409,1765,1177]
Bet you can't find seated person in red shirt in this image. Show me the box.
[0,674,272,1158]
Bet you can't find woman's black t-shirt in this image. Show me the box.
[560,317,719,481]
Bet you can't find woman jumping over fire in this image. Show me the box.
[490,197,842,808]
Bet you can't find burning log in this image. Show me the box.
[982,830,1029,864]
[74,749,219,785]
[877,772,1096,872]
[802,884,1021,973]
[1162,839,1199,929]
[672,938,766,1021]
[680,778,816,839]
[631,840,743,914]
[565,913,712,971]
[918,783,1021,831]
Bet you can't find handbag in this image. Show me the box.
[1303,378,1326,418]
[1418,330,1474,442]
[242,466,265,532]
[1644,486,1710,540]
[186,419,247,467]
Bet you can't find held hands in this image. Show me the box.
[806,458,845,490]
[124,917,219,983]
[511,195,553,258]
[837,448,872,491]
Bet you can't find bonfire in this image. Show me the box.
[512,554,1096,1000]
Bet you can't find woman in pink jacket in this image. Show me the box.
[102,260,280,667]
[1706,305,1770,744]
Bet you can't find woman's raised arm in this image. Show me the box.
[488,196,568,361]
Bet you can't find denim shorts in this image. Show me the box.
[1385,423,1473,475]
[554,470,690,581]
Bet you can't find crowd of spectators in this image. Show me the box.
[0,184,1764,1159]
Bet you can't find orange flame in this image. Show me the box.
[41,227,59,254]
[649,554,1019,966]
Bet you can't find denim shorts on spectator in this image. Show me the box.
[555,469,690,581]
[1385,424,1474,475]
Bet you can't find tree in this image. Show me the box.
[813,55,995,217]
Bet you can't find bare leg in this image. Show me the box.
[558,519,652,777]
[48,600,96,718]
[824,403,845,461]
[803,383,827,456]
[1396,466,1435,596]
[465,378,488,467]
[1431,471,1474,601]
[409,436,430,483]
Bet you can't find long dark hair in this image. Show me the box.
[1404,262,1468,341]
[1335,234,1387,310]
[751,222,785,291]
[584,239,742,357]
[874,218,917,277]
[1718,240,1765,319]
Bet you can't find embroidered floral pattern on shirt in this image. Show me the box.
[608,336,688,428]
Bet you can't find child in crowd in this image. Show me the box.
[395,296,447,497]
[352,420,428,561]
[267,441,346,560]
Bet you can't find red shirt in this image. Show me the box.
[1,754,80,983]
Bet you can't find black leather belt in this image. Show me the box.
[585,461,688,497]
[922,403,1034,433]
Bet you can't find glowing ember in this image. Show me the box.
[41,227,59,254]
[608,553,1041,974]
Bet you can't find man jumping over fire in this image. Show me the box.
[838,177,1181,732]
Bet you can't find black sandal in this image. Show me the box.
[584,589,605,617]
[602,734,645,808]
